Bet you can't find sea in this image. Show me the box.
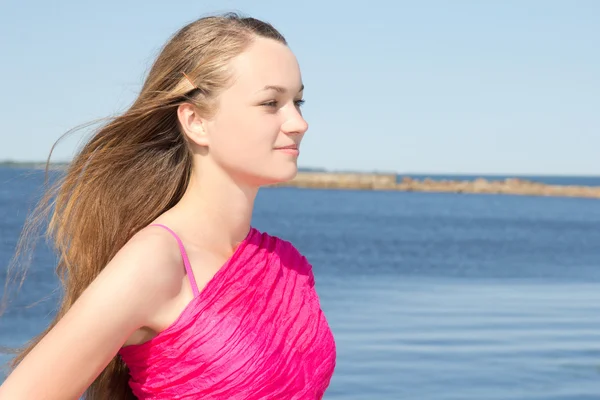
[1,166,600,399]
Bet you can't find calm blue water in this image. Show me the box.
[2,167,600,399]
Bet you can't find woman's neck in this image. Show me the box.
[162,165,257,255]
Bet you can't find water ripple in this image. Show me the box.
[322,277,600,399]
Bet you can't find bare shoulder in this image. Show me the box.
[109,224,186,305]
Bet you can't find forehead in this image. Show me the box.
[227,38,302,92]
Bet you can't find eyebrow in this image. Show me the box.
[258,84,304,94]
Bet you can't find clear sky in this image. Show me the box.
[1,0,598,175]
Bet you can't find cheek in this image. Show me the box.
[209,109,278,163]
[214,108,279,149]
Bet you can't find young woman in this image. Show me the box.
[0,13,336,400]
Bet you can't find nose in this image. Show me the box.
[281,104,309,136]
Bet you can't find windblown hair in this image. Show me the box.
[2,12,286,399]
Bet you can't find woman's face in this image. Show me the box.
[204,37,308,187]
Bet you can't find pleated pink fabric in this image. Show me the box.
[119,225,336,399]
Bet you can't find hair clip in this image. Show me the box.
[181,72,199,89]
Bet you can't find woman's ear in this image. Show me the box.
[177,102,210,147]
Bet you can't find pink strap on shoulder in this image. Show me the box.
[149,224,200,297]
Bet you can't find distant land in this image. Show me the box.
[0,160,69,169]
[0,160,597,178]
[2,160,600,198]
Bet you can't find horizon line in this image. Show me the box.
[0,160,598,178]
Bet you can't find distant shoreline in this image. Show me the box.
[1,161,598,178]
[272,172,600,199]
[2,162,599,198]
[0,161,69,170]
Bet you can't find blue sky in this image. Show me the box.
[1,1,598,175]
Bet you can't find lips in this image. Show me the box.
[274,144,299,150]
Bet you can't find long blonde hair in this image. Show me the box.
[2,12,286,399]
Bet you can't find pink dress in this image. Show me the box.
[118,225,336,399]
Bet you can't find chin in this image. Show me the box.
[277,166,299,183]
[257,163,298,186]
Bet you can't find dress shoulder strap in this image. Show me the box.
[149,223,200,297]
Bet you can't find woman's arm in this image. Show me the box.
[0,228,182,400]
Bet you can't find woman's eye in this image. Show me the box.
[261,99,304,109]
